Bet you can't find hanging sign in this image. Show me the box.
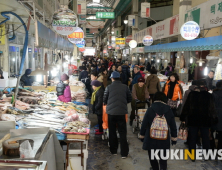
[115,38,125,45]
[142,35,153,46]
[96,12,115,19]
[128,15,135,26]
[129,40,137,48]
[180,21,200,40]
[0,25,6,45]
[108,45,112,49]
[103,49,107,53]
[79,48,85,52]
[126,35,132,44]
[115,45,120,50]
[141,2,150,18]
[67,27,84,44]
[77,0,86,15]
[52,7,78,35]
[76,39,85,48]
[79,15,86,24]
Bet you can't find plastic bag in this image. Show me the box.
[19,140,34,158]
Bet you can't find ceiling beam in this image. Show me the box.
[87,7,112,9]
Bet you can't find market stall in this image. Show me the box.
[0,77,90,170]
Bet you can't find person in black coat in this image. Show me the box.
[180,80,217,161]
[205,70,215,90]
[91,80,104,135]
[212,80,222,150]
[140,92,177,170]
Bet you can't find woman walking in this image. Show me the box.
[162,73,183,116]
[145,68,161,104]
[140,92,177,170]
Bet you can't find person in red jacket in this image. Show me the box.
[140,66,145,78]
[108,59,114,69]
[56,74,72,103]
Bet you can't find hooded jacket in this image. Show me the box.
[20,69,32,86]
[131,71,142,88]
[140,102,177,150]
[145,74,161,94]
[180,89,217,127]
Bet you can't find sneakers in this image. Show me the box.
[121,154,129,159]
[110,151,117,155]
[95,131,103,135]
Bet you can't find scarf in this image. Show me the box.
[91,86,101,105]
[168,81,176,99]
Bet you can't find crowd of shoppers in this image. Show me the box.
[72,57,222,169]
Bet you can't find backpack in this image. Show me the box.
[56,82,67,97]
[150,114,168,140]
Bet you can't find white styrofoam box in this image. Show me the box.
[67,150,88,170]
[8,78,17,87]
[0,79,8,88]
[3,71,8,80]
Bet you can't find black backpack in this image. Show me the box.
[56,82,67,96]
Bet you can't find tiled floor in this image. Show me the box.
[87,105,222,170]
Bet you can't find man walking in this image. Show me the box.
[103,71,132,158]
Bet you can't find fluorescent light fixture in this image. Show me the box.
[190,57,193,64]
[204,66,208,76]
[199,62,202,66]
[36,75,42,82]
[111,31,114,34]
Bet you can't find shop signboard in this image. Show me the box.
[108,45,112,49]
[77,0,86,15]
[180,21,200,40]
[67,27,84,44]
[141,2,150,18]
[79,15,86,24]
[96,12,115,19]
[52,7,78,35]
[111,42,116,48]
[115,45,120,50]
[79,48,85,52]
[128,15,135,26]
[103,49,107,53]
[169,14,179,36]
[90,28,98,33]
[126,35,132,44]
[142,35,153,46]
[126,49,130,54]
[129,40,137,48]
[0,25,5,45]
[136,47,144,53]
[76,39,85,48]
[116,38,125,45]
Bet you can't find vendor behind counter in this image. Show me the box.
[56,73,71,103]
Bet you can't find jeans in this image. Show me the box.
[97,114,103,132]
[148,150,167,170]
[108,114,129,156]
[188,127,210,159]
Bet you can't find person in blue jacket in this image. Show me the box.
[130,66,142,90]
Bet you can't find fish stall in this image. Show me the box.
[0,79,91,170]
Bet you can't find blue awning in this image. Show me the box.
[144,35,222,53]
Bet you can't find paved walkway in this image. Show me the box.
[87,105,222,170]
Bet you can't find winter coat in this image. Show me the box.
[140,71,145,78]
[102,74,108,88]
[205,77,214,90]
[103,80,132,115]
[93,87,104,115]
[140,102,177,150]
[79,70,90,85]
[163,80,183,101]
[131,72,142,88]
[57,85,72,103]
[146,62,151,72]
[213,89,222,131]
[180,90,217,127]
[20,69,33,86]
[181,85,197,111]
[132,83,149,107]
[121,64,131,85]
[145,74,161,94]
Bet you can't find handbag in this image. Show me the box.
[167,99,178,108]
[176,103,182,117]
[178,123,188,140]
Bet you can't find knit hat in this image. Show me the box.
[91,80,101,87]
[61,73,69,81]
[138,77,145,83]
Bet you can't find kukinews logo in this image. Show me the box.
[151,149,222,160]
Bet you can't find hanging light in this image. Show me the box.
[111,31,114,34]
[190,57,193,64]
[30,67,48,76]
[124,20,128,24]
[196,58,205,66]
[157,59,160,63]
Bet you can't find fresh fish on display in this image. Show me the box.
[6,107,31,115]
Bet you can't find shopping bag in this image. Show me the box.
[178,123,188,140]
[176,104,182,117]
[102,105,108,129]
[137,109,147,122]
